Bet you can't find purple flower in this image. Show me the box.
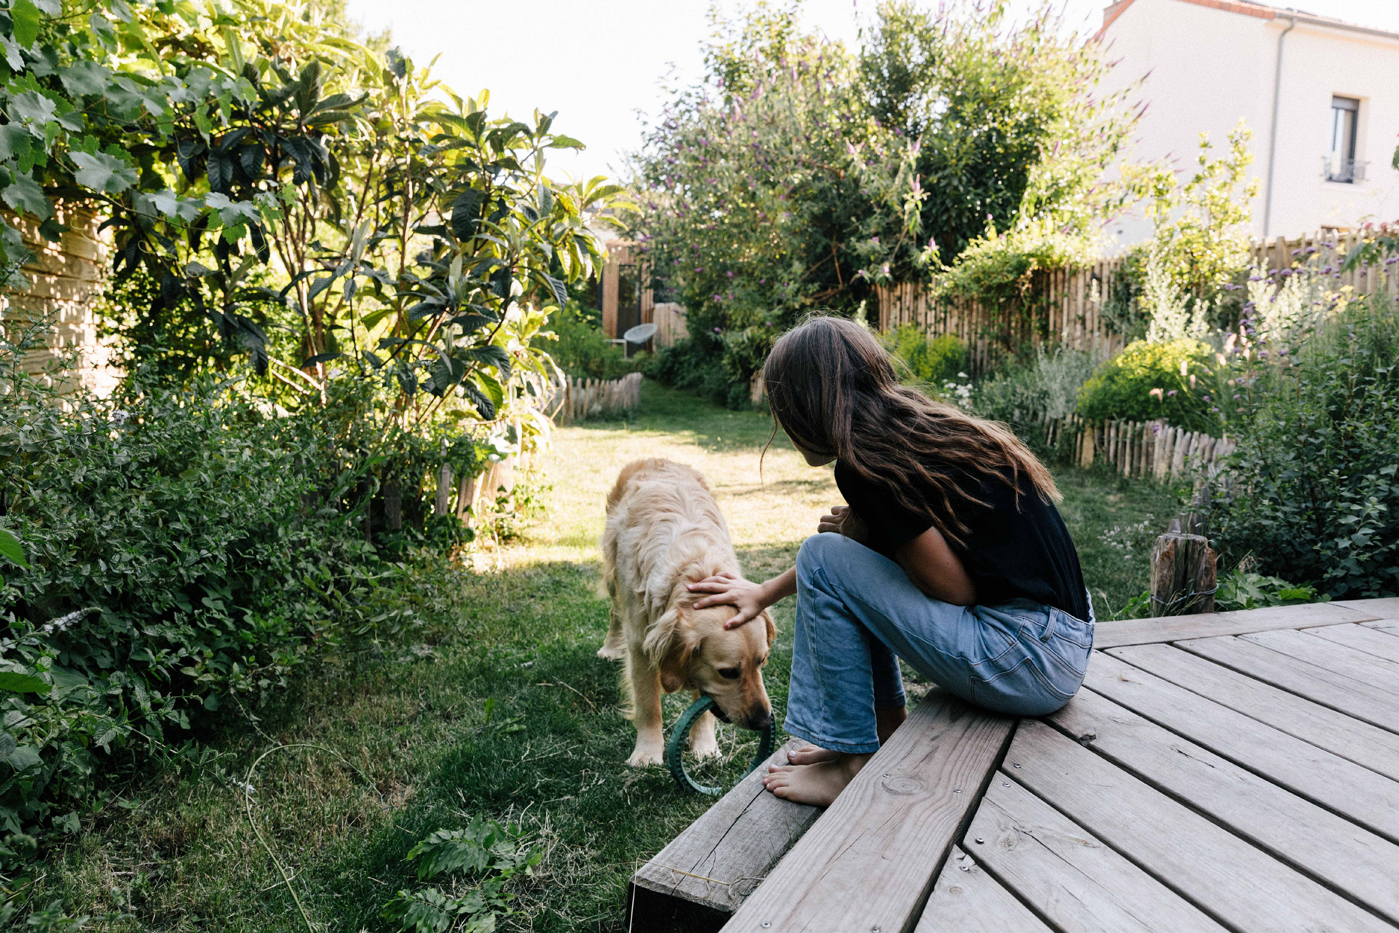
[1202,395,1211,402]
[726,270,734,278]
[713,326,722,332]
[1167,390,1178,397]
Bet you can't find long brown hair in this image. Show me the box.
[763,315,1059,544]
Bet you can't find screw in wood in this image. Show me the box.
[761,923,771,929]
[1012,763,1021,768]
[882,773,890,777]
[974,836,984,844]
[1002,781,1010,786]
[953,788,961,793]
[959,864,971,871]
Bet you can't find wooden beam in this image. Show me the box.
[1178,635,1399,733]
[1084,650,1399,841]
[720,692,1014,933]
[1334,597,1399,619]
[1050,687,1399,922]
[964,778,1226,933]
[914,845,1053,933]
[1091,602,1378,649]
[1005,721,1395,933]
[1109,643,1399,781]
[627,740,820,931]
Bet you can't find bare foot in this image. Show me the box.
[787,744,841,764]
[763,753,871,806]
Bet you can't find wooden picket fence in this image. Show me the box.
[877,228,1399,375]
[1033,413,1236,482]
[549,371,643,424]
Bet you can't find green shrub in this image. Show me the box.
[970,345,1101,457]
[546,301,644,381]
[1215,571,1322,611]
[383,818,541,932]
[886,326,970,387]
[0,353,439,865]
[1076,338,1217,432]
[1209,295,1399,598]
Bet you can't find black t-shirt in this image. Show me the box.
[834,459,1090,622]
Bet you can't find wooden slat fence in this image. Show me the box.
[1034,414,1235,482]
[651,302,688,348]
[878,229,1399,374]
[548,371,643,425]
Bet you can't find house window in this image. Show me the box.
[1327,96,1360,183]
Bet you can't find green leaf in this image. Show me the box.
[451,189,484,240]
[5,744,42,771]
[70,151,138,194]
[0,528,27,568]
[1,172,51,219]
[543,274,567,309]
[0,672,49,696]
[10,0,42,48]
[59,59,111,96]
[548,135,585,150]
[0,125,30,162]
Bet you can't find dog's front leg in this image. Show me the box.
[626,648,665,766]
[688,689,720,759]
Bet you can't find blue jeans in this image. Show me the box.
[783,534,1094,754]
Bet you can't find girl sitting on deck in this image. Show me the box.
[687,316,1094,807]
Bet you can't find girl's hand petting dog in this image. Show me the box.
[818,504,869,544]
[688,571,770,629]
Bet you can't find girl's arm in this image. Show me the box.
[688,566,796,629]
[895,526,977,605]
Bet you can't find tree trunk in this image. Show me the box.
[1150,532,1217,616]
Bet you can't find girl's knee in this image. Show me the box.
[797,532,844,576]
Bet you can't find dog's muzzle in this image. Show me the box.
[702,695,732,723]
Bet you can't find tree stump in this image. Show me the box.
[1150,532,1217,616]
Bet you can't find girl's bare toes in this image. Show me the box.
[787,745,841,765]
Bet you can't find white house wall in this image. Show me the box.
[1098,0,1399,248]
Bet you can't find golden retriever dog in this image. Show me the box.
[600,458,774,766]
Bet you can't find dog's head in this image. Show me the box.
[643,600,774,732]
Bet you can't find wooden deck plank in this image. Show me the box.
[1178,635,1399,733]
[720,692,1014,933]
[1110,643,1399,781]
[1334,597,1399,618]
[1086,650,1399,841]
[1241,628,1399,694]
[628,739,820,929]
[915,845,1053,933]
[1308,623,1399,664]
[963,778,1227,933]
[1368,619,1399,638]
[1049,686,1399,922]
[1005,721,1395,933]
[1091,602,1378,650]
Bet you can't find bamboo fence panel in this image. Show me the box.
[874,229,1398,374]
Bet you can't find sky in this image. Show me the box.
[342,0,1399,184]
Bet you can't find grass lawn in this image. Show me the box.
[34,383,1180,931]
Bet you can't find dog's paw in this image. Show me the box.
[627,745,663,767]
[690,736,721,759]
[597,644,625,660]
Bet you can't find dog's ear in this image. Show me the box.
[761,610,776,648]
[643,607,698,693]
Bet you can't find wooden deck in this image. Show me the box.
[629,597,1399,932]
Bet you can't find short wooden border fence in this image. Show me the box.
[1030,413,1235,482]
[549,371,643,424]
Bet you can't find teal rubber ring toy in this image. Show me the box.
[666,696,776,795]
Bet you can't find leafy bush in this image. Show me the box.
[384,818,541,933]
[0,334,445,867]
[545,301,643,381]
[1209,295,1399,598]
[967,345,1101,456]
[885,326,970,387]
[1076,338,1217,432]
[1215,571,1322,612]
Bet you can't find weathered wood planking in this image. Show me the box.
[964,779,1227,933]
[1369,619,1399,639]
[1334,597,1399,618]
[1005,721,1395,933]
[1091,602,1376,649]
[1085,650,1399,841]
[1178,635,1399,733]
[720,692,1015,933]
[1110,643,1399,781]
[914,846,1053,933]
[627,740,820,931]
[1309,622,1399,663]
[1241,628,1399,694]
[1050,687,1399,921]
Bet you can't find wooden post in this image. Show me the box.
[1150,532,1217,616]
